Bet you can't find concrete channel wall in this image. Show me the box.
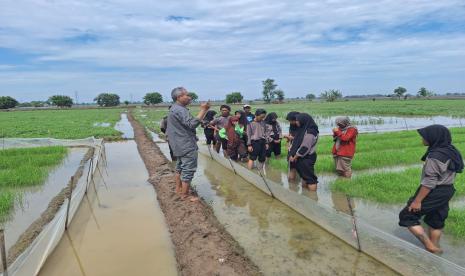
[198,145,465,276]
[1,138,104,276]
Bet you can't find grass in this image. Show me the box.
[141,99,465,118]
[133,106,168,134]
[331,167,465,204]
[448,209,465,238]
[0,108,124,139]
[331,166,465,238]
[268,128,465,173]
[0,146,68,222]
[249,99,465,118]
[0,190,16,222]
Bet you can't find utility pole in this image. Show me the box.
[74,91,79,105]
[130,93,133,104]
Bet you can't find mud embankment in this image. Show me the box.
[128,112,261,276]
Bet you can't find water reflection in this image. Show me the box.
[193,154,396,275]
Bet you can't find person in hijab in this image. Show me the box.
[219,116,247,161]
[235,110,249,147]
[399,125,464,253]
[247,108,271,169]
[288,113,319,191]
[265,112,283,158]
[284,111,300,181]
[201,110,217,148]
[332,116,358,178]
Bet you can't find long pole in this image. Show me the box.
[207,145,214,159]
[65,176,74,230]
[227,158,237,175]
[346,195,362,252]
[1,229,9,276]
[257,165,275,198]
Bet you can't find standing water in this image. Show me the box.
[157,142,397,275]
[38,141,177,276]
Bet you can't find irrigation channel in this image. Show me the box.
[38,141,177,276]
[157,143,396,275]
[2,112,464,275]
[38,114,177,275]
[0,113,177,276]
[154,128,465,275]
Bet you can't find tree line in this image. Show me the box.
[0,84,451,109]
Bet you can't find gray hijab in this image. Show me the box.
[334,116,357,150]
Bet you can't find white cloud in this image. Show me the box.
[0,0,464,101]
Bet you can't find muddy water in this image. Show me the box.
[38,141,177,276]
[114,113,134,139]
[1,147,88,252]
[259,162,465,267]
[157,143,396,275]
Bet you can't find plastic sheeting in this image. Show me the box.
[198,145,465,276]
[1,138,104,276]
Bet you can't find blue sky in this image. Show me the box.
[1,0,465,102]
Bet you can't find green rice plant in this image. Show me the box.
[0,108,124,139]
[331,167,465,204]
[269,128,465,174]
[0,190,16,222]
[0,147,68,188]
[448,209,465,238]
[133,107,169,134]
[0,146,68,221]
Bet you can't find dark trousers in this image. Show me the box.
[266,140,282,157]
[399,185,455,229]
[215,137,228,153]
[249,139,267,163]
[295,153,318,184]
[204,128,216,145]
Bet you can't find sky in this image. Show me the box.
[1,0,465,103]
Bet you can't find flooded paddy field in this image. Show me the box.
[2,104,465,275]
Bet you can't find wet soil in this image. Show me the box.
[128,112,262,276]
[1,147,94,272]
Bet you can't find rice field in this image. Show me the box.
[133,107,168,134]
[0,146,68,222]
[0,108,124,139]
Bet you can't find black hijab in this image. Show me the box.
[289,113,319,156]
[265,112,279,137]
[235,110,248,127]
[418,124,464,173]
[286,111,300,136]
[265,112,278,124]
[204,110,217,122]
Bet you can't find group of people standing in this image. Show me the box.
[165,86,463,254]
[200,102,358,191]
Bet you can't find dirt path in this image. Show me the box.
[128,112,261,276]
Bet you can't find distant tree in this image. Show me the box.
[262,78,277,103]
[417,87,433,98]
[306,93,316,101]
[188,92,198,102]
[320,89,342,102]
[48,95,73,108]
[225,92,244,104]
[31,101,46,107]
[124,100,130,106]
[0,96,19,109]
[143,92,163,105]
[275,89,285,103]
[94,93,120,107]
[393,86,407,100]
